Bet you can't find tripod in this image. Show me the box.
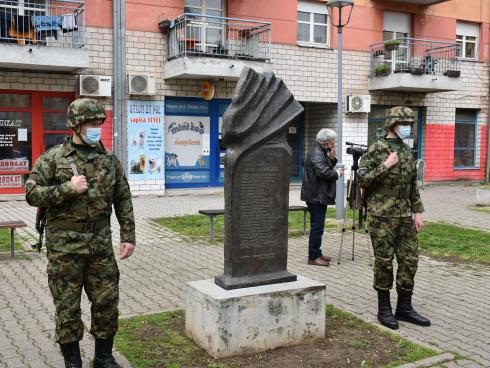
[337,153,373,265]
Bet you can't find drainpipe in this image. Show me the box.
[487,90,490,182]
[113,0,127,171]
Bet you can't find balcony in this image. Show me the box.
[164,13,272,80]
[368,38,463,93]
[0,0,88,73]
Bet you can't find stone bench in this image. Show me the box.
[0,221,27,257]
[199,205,309,241]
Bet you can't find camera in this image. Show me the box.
[346,142,367,158]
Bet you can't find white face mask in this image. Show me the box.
[396,125,411,139]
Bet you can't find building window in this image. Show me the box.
[297,1,328,46]
[454,110,477,167]
[456,22,479,60]
[383,11,411,71]
[183,0,225,52]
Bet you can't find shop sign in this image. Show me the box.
[165,170,210,184]
[0,159,29,171]
[0,175,22,188]
[127,100,165,181]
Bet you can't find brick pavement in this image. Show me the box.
[0,184,488,367]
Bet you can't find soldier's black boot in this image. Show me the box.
[395,291,431,326]
[377,290,399,330]
[93,338,120,368]
[60,341,82,368]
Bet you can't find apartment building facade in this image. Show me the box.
[0,0,488,194]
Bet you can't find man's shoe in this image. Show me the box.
[320,255,332,262]
[93,338,120,368]
[395,291,431,326]
[60,341,82,368]
[377,290,399,330]
[307,257,329,266]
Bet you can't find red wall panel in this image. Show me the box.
[425,124,488,182]
[102,110,113,151]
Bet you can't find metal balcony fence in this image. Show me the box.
[0,0,85,48]
[168,13,271,62]
[370,38,461,78]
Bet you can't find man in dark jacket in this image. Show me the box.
[301,128,344,266]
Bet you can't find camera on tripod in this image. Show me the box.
[346,142,367,160]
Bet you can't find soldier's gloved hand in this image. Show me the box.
[384,152,399,169]
[71,175,88,193]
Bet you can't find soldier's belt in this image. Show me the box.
[376,187,409,198]
[48,218,110,232]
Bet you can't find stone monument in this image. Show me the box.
[185,67,326,358]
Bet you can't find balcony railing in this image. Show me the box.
[0,0,85,48]
[168,13,271,62]
[370,38,460,78]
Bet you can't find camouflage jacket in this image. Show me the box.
[25,140,136,254]
[357,137,424,218]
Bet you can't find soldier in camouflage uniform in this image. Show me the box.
[358,106,430,330]
[25,98,136,368]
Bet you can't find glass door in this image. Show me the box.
[184,0,225,53]
[0,93,32,193]
[42,96,72,150]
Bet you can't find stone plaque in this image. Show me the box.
[215,67,304,290]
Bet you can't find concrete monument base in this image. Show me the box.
[185,275,326,358]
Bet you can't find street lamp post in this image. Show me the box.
[326,0,354,220]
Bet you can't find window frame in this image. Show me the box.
[454,110,477,168]
[297,1,330,48]
[455,22,479,60]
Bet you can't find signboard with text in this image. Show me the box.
[127,100,165,182]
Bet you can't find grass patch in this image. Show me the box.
[471,206,490,213]
[0,229,23,253]
[151,207,360,243]
[115,305,437,368]
[480,182,490,190]
[418,222,490,265]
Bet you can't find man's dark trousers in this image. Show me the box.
[307,202,327,260]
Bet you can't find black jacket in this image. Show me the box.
[301,142,339,205]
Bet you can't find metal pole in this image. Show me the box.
[335,16,345,220]
[113,0,127,171]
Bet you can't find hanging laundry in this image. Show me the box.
[62,13,78,33]
[9,15,36,45]
[32,15,63,41]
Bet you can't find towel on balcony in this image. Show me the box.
[9,15,36,45]
[62,14,78,33]
[32,15,63,40]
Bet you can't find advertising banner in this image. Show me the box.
[0,113,32,173]
[127,100,165,181]
[0,175,22,188]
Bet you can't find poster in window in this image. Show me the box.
[0,112,32,174]
[164,115,211,169]
[127,100,165,181]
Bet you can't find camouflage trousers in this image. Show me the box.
[368,216,419,292]
[47,249,120,344]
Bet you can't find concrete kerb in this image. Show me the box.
[395,353,455,368]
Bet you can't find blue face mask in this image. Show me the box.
[397,125,411,140]
[84,127,102,145]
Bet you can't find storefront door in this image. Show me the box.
[0,91,74,194]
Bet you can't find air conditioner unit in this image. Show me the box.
[347,95,371,113]
[128,74,156,95]
[79,75,112,97]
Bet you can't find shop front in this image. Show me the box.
[0,91,74,194]
[164,97,230,188]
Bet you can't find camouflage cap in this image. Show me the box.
[66,98,107,128]
[384,106,416,128]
